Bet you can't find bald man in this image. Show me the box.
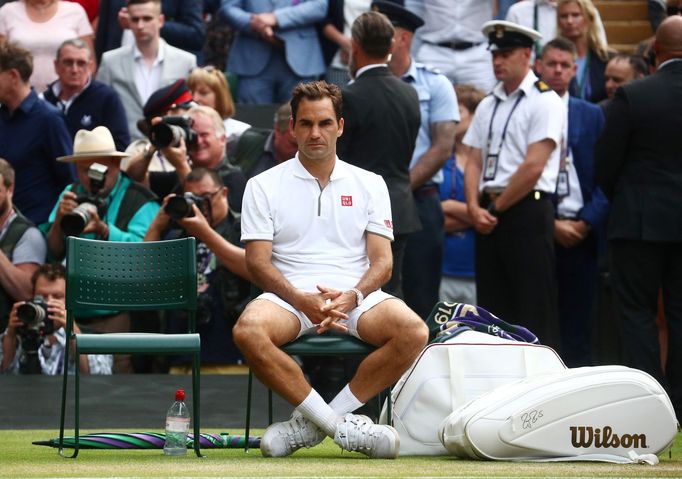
[595,15,682,420]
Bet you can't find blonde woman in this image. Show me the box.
[0,0,93,92]
[187,66,251,152]
[557,0,612,102]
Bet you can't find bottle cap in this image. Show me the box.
[175,389,185,401]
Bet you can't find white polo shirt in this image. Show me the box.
[241,155,394,292]
[463,69,565,193]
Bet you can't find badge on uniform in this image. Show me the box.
[484,154,499,181]
[556,170,569,197]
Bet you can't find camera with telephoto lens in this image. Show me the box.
[164,192,207,220]
[17,295,55,374]
[149,115,198,149]
[60,163,109,237]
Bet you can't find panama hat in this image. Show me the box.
[57,126,129,163]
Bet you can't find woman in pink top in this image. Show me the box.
[0,0,93,93]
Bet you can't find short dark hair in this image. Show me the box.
[351,11,395,59]
[127,0,161,6]
[0,41,33,82]
[184,167,224,188]
[541,37,577,60]
[31,263,66,290]
[290,81,343,123]
[0,158,15,188]
[609,53,648,77]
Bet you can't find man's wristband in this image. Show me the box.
[348,288,364,307]
[486,202,499,217]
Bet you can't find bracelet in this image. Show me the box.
[348,288,364,307]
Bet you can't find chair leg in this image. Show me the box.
[245,370,252,452]
[192,353,204,457]
[73,352,80,459]
[58,343,71,457]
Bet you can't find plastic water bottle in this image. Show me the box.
[163,389,190,456]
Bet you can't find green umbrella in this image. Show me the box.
[33,432,260,449]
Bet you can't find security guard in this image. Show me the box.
[372,0,459,320]
[463,20,565,348]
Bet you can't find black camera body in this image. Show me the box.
[60,163,109,236]
[164,192,207,220]
[149,115,198,149]
[17,295,54,335]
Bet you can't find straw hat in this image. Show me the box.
[57,126,129,163]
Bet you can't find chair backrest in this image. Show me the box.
[65,237,197,313]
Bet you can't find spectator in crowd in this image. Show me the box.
[595,15,682,421]
[406,0,496,92]
[536,37,607,366]
[0,160,47,332]
[319,0,370,86]
[232,103,298,179]
[0,0,93,93]
[506,0,607,59]
[439,85,485,306]
[336,11,421,299]
[1,263,112,375]
[234,80,427,458]
[45,126,159,372]
[96,0,197,142]
[600,54,648,108]
[187,66,251,153]
[375,0,459,320]
[144,168,250,366]
[557,0,612,103]
[0,41,75,225]
[463,21,564,348]
[219,0,328,104]
[43,38,131,152]
[95,0,205,63]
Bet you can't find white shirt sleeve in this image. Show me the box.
[240,178,275,242]
[366,174,394,241]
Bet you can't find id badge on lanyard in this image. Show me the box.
[484,94,524,182]
[556,136,570,197]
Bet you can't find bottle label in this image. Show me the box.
[166,417,190,433]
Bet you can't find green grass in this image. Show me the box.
[2,429,681,478]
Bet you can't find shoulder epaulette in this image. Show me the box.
[535,80,551,92]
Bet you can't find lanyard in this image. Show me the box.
[486,93,525,155]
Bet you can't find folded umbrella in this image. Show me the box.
[33,432,260,449]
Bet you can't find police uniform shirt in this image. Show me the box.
[402,61,460,184]
[463,69,565,193]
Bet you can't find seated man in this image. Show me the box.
[0,159,47,331]
[144,167,250,365]
[1,263,112,375]
[234,81,428,458]
[45,126,160,373]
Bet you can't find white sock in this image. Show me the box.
[295,389,340,437]
[328,384,364,415]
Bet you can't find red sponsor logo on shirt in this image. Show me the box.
[384,219,393,229]
[341,195,353,206]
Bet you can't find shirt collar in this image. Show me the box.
[292,154,350,180]
[133,39,166,65]
[354,63,387,79]
[492,69,537,101]
[49,77,92,103]
[401,60,419,83]
[658,58,682,70]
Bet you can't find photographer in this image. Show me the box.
[1,263,112,375]
[145,168,250,365]
[45,126,160,373]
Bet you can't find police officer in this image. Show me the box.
[373,0,459,320]
[463,21,565,348]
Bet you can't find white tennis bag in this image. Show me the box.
[379,330,566,455]
[439,365,679,463]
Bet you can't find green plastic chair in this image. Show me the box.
[58,237,202,458]
[243,332,393,452]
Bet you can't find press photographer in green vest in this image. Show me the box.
[0,159,47,332]
[45,126,160,373]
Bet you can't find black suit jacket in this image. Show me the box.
[95,0,205,63]
[595,60,682,241]
[337,66,421,235]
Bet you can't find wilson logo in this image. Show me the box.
[570,426,648,449]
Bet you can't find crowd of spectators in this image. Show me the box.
[0,0,679,421]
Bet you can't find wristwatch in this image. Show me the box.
[486,202,499,217]
[349,288,364,307]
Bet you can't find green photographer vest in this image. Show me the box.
[0,210,33,331]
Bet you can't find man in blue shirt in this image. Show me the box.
[0,41,75,226]
[375,0,459,319]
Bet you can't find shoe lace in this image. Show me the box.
[336,415,377,453]
[282,415,321,451]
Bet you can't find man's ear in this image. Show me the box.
[337,117,344,137]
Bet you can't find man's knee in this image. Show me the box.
[232,310,266,352]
